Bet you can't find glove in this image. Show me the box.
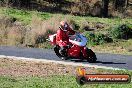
[66,44,73,48]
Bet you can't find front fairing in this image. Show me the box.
[69,33,88,46]
[49,34,57,44]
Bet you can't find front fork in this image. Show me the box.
[81,47,88,58]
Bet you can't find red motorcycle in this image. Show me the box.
[47,32,97,63]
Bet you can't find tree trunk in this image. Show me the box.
[102,0,109,17]
[114,0,127,10]
[125,0,129,8]
[20,0,31,8]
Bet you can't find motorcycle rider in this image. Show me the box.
[56,21,75,59]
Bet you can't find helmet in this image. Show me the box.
[60,21,68,31]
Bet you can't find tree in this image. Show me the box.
[4,0,31,8]
[114,0,127,11]
[19,0,31,8]
[124,0,129,8]
[102,0,109,17]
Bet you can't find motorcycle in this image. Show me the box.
[47,32,97,63]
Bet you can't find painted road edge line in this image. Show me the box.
[0,55,124,70]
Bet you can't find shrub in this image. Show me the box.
[22,15,78,48]
[79,19,90,32]
[70,1,90,16]
[90,1,102,17]
[0,16,16,45]
[25,15,61,47]
[63,15,79,31]
[7,25,26,46]
[84,32,113,46]
[109,24,132,39]
[85,32,96,45]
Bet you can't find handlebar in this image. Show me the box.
[46,38,50,41]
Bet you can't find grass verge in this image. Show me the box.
[0,58,132,88]
[90,39,132,55]
[0,74,132,88]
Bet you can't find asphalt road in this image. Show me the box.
[0,46,132,70]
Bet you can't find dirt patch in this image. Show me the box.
[0,58,99,77]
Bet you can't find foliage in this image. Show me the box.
[1,8,52,24]
[84,32,113,46]
[0,8,132,50]
[109,24,132,39]
[0,0,131,17]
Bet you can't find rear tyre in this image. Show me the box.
[86,49,97,63]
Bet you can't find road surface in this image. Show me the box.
[0,46,132,70]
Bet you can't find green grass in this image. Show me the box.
[0,7,52,24]
[0,69,132,88]
[0,7,131,26]
[0,7,131,33]
[0,58,132,88]
[89,39,132,55]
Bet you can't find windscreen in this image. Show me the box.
[69,33,82,42]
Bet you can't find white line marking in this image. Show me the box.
[0,55,125,70]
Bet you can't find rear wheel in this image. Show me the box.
[86,49,97,63]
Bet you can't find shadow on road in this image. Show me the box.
[96,61,126,64]
[71,59,126,64]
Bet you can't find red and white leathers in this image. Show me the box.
[56,26,75,48]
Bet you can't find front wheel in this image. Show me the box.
[54,45,68,60]
[54,45,62,58]
[86,49,97,63]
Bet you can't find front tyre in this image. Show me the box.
[54,45,62,58]
[54,45,68,60]
[86,49,97,63]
